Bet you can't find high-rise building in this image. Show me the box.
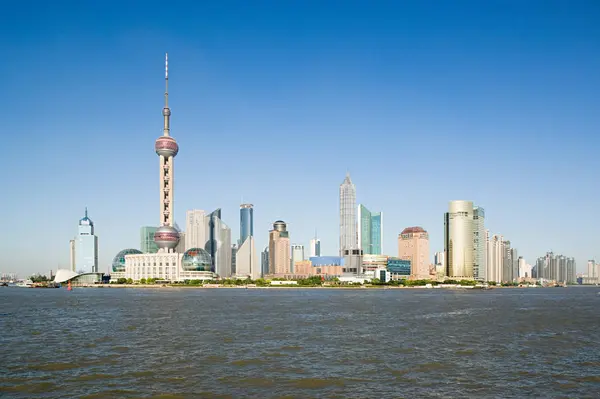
[261,246,269,277]
[502,241,513,282]
[511,248,519,282]
[291,244,305,273]
[357,204,383,255]
[75,208,99,273]
[398,227,430,279]
[121,55,219,282]
[206,209,232,278]
[240,204,254,246]
[434,251,445,277]
[534,252,576,283]
[153,53,181,253]
[518,257,532,279]
[339,173,357,255]
[269,221,290,275]
[473,206,487,281]
[140,227,159,253]
[309,236,321,257]
[486,234,504,283]
[587,260,597,278]
[236,236,259,280]
[236,203,257,277]
[444,201,474,279]
[69,239,76,272]
[185,210,206,251]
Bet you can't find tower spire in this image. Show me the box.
[85,207,88,218]
[163,52,171,137]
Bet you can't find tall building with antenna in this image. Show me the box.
[153,53,181,253]
[309,232,321,257]
[120,54,215,282]
[75,208,98,273]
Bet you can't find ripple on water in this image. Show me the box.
[286,377,346,389]
[0,382,58,394]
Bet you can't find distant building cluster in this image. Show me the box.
[49,54,584,286]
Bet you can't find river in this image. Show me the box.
[1,286,599,398]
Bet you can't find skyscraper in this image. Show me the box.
[309,236,321,257]
[486,234,504,283]
[236,236,259,279]
[357,204,383,255]
[269,221,290,275]
[69,239,76,272]
[75,208,98,273]
[153,53,180,253]
[472,206,487,281]
[398,227,430,279]
[236,203,257,278]
[261,246,269,277]
[444,201,474,279]
[291,244,305,273]
[186,210,206,251]
[140,227,159,253]
[206,209,232,278]
[339,173,357,256]
[502,241,513,282]
[240,204,254,246]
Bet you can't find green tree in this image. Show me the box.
[139,278,146,284]
[117,277,127,284]
[126,278,133,284]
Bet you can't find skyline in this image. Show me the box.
[2,1,600,275]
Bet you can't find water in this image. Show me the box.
[1,287,599,398]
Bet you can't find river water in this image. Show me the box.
[1,286,599,398]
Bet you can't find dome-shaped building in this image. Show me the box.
[182,248,213,272]
[112,249,143,272]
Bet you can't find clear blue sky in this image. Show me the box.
[2,0,599,276]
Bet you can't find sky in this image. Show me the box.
[2,0,599,276]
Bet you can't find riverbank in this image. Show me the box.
[66,284,516,290]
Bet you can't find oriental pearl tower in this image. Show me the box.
[153,53,180,252]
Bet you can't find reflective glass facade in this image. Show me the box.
[240,204,254,246]
[310,256,344,266]
[140,226,159,253]
[387,258,411,276]
[357,204,383,255]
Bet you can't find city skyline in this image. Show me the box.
[3,2,599,275]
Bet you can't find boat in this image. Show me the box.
[15,279,34,288]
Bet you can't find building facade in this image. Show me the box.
[291,244,305,273]
[339,173,357,255]
[269,221,290,275]
[309,237,321,257]
[240,204,254,246]
[444,201,474,279]
[357,204,383,255]
[473,206,487,281]
[486,234,503,283]
[235,236,259,280]
[398,226,430,279]
[185,209,206,251]
[69,239,76,272]
[140,227,159,253]
[75,208,99,273]
[261,246,269,277]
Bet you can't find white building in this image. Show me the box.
[235,236,259,280]
[519,257,532,279]
[291,244,305,273]
[185,209,206,251]
[486,234,504,283]
[444,201,474,278]
[75,208,99,273]
[339,173,357,255]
